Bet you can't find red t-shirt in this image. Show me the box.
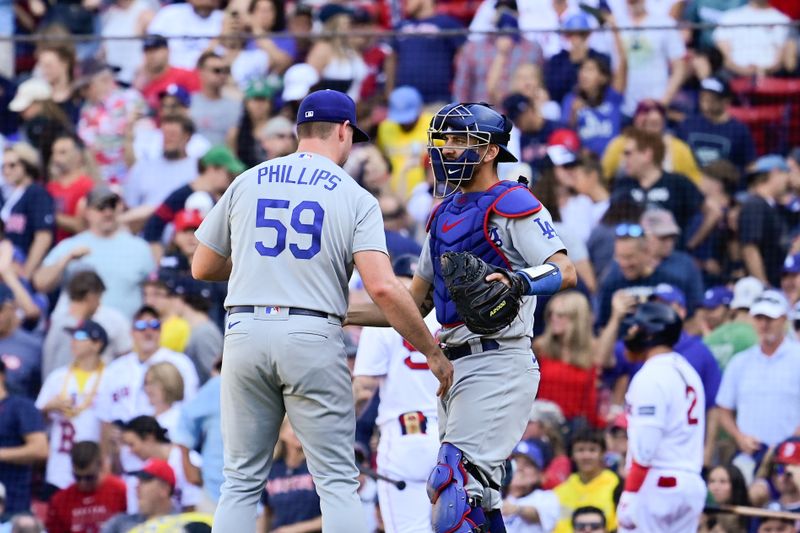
[141,67,202,110]
[46,475,127,533]
[46,175,95,243]
[536,356,602,428]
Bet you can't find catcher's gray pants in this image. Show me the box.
[212,307,368,533]
[438,341,540,510]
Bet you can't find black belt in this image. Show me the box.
[227,306,328,319]
[442,339,500,361]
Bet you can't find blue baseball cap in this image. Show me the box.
[649,283,686,309]
[512,439,544,470]
[701,286,733,309]
[749,154,789,176]
[784,253,800,274]
[158,84,191,108]
[387,86,423,126]
[297,90,369,143]
[562,13,592,32]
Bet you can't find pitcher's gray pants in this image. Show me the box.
[212,307,368,533]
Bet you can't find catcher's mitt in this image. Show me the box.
[440,251,525,335]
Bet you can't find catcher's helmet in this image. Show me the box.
[427,103,517,196]
[621,301,683,353]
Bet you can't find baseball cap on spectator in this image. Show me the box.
[282,63,320,102]
[128,459,176,492]
[174,276,213,300]
[649,283,686,309]
[142,34,168,51]
[86,184,121,209]
[529,400,565,427]
[699,76,731,98]
[730,276,764,310]
[387,86,423,126]
[610,413,628,431]
[749,289,789,319]
[392,254,419,278]
[546,129,580,167]
[511,439,544,469]
[748,154,789,179]
[775,438,800,465]
[634,99,667,119]
[261,116,295,139]
[174,210,204,232]
[562,13,591,32]
[297,90,370,143]
[784,253,800,275]
[701,286,733,309]
[640,208,680,237]
[201,145,245,175]
[9,78,53,112]
[245,78,278,100]
[65,319,109,351]
[319,3,353,23]
[502,93,531,123]
[158,84,191,108]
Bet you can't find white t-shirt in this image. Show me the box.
[133,122,212,163]
[100,0,155,84]
[97,348,199,425]
[125,156,198,208]
[353,313,440,426]
[156,402,182,441]
[714,5,790,69]
[618,13,686,116]
[147,4,224,69]
[36,364,112,489]
[503,489,561,533]
[716,338,800,446]
[625,352,705,473]
[229,48,269,91]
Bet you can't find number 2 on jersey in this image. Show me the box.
[255,198,324,259]
[686,385,699,425]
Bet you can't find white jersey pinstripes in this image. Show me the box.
[625,352,705,473]
[353,313,440,426]
[35,365,111,489]
[96,348,199,426]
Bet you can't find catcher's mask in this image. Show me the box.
[427,103,517,197]
[621,301,683,355]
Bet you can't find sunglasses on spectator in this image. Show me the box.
[574,522,604,531]
[94,198,120,211]
[133,319,161,331]
[615,223,644,238]
[72,331,91,341]
[209,67,230,75]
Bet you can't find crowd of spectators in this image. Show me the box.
[0,0,798,531]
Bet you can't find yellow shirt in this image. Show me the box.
[128,511,213,532]
[377,113,433,199]
[159,315,190,353]
[553,470,621,533]
[602,134,702,185]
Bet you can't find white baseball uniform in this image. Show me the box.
[619,352,707,533]
[35,364,111,489]
[354,312,441,533]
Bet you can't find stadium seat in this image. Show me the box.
[728,104,789,156]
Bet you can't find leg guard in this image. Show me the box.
[426,443,485,533]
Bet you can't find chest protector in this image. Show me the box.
[427,180,542,327]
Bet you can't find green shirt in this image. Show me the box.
[704,321,758,369]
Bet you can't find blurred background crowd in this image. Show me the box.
[0,0,799,531]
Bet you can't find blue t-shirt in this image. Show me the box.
[0,394,44,514]
[545,49,611,105]
[0,183,55,256]
[561,88,623,156]
[392,15,465,103]
[262,459,321,528]
[678,114,756,173]
[0,329,41,400]
[611,332,722,409]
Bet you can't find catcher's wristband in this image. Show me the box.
[519,262,562,296]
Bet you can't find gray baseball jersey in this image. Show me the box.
[195,152,387,314]
[417,205,566,345]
